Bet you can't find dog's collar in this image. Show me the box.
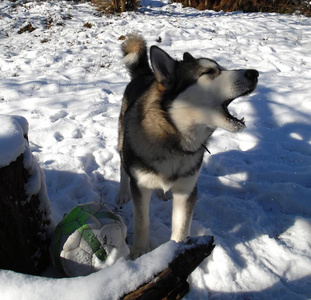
[175,144,211,156]
[201,144,211,154]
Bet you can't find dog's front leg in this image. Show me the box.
[171,185,197,242]
[129,180,152,260]
[116,166,132,206]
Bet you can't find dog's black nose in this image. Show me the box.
[245,69,259,83]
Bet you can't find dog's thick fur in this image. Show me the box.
[116,34,258,259]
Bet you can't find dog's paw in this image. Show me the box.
[155,189,172,201]
[115,191,131,206]
[128,245,150,260]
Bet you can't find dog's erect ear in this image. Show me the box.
[183,52,195,62]
[150,46,176,89]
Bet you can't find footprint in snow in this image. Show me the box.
[54,132,64,142]
[50,111,68,123]
[72,128,83,139]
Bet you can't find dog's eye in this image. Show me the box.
[201,68,216,76]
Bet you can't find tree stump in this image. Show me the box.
[0,115,53,275]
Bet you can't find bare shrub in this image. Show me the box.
[91,0,137,14]
[172,0,311,16]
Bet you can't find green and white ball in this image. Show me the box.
[51,202,129,277]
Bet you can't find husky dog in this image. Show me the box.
[116,34,258,259]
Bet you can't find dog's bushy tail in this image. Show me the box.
[121,34,152,79]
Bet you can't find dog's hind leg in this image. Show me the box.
[116,166,131,206]
[171,184,198,242]
[129,181,152,260]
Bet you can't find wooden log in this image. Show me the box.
[0,116,52,275]
[123,236,215,300]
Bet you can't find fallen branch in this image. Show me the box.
[123,235,215,300]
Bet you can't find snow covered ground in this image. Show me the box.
[0,0,311,299]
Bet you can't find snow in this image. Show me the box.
[0,239,182,300]
[0,115,28,167]
[0,0,311,299]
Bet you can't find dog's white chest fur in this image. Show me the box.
[133,169,172,192]
[131,152,202,193]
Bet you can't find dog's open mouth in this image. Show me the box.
[223,98,245,127]
[222,89,255,131]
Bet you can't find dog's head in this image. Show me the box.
[150,46,259,133]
